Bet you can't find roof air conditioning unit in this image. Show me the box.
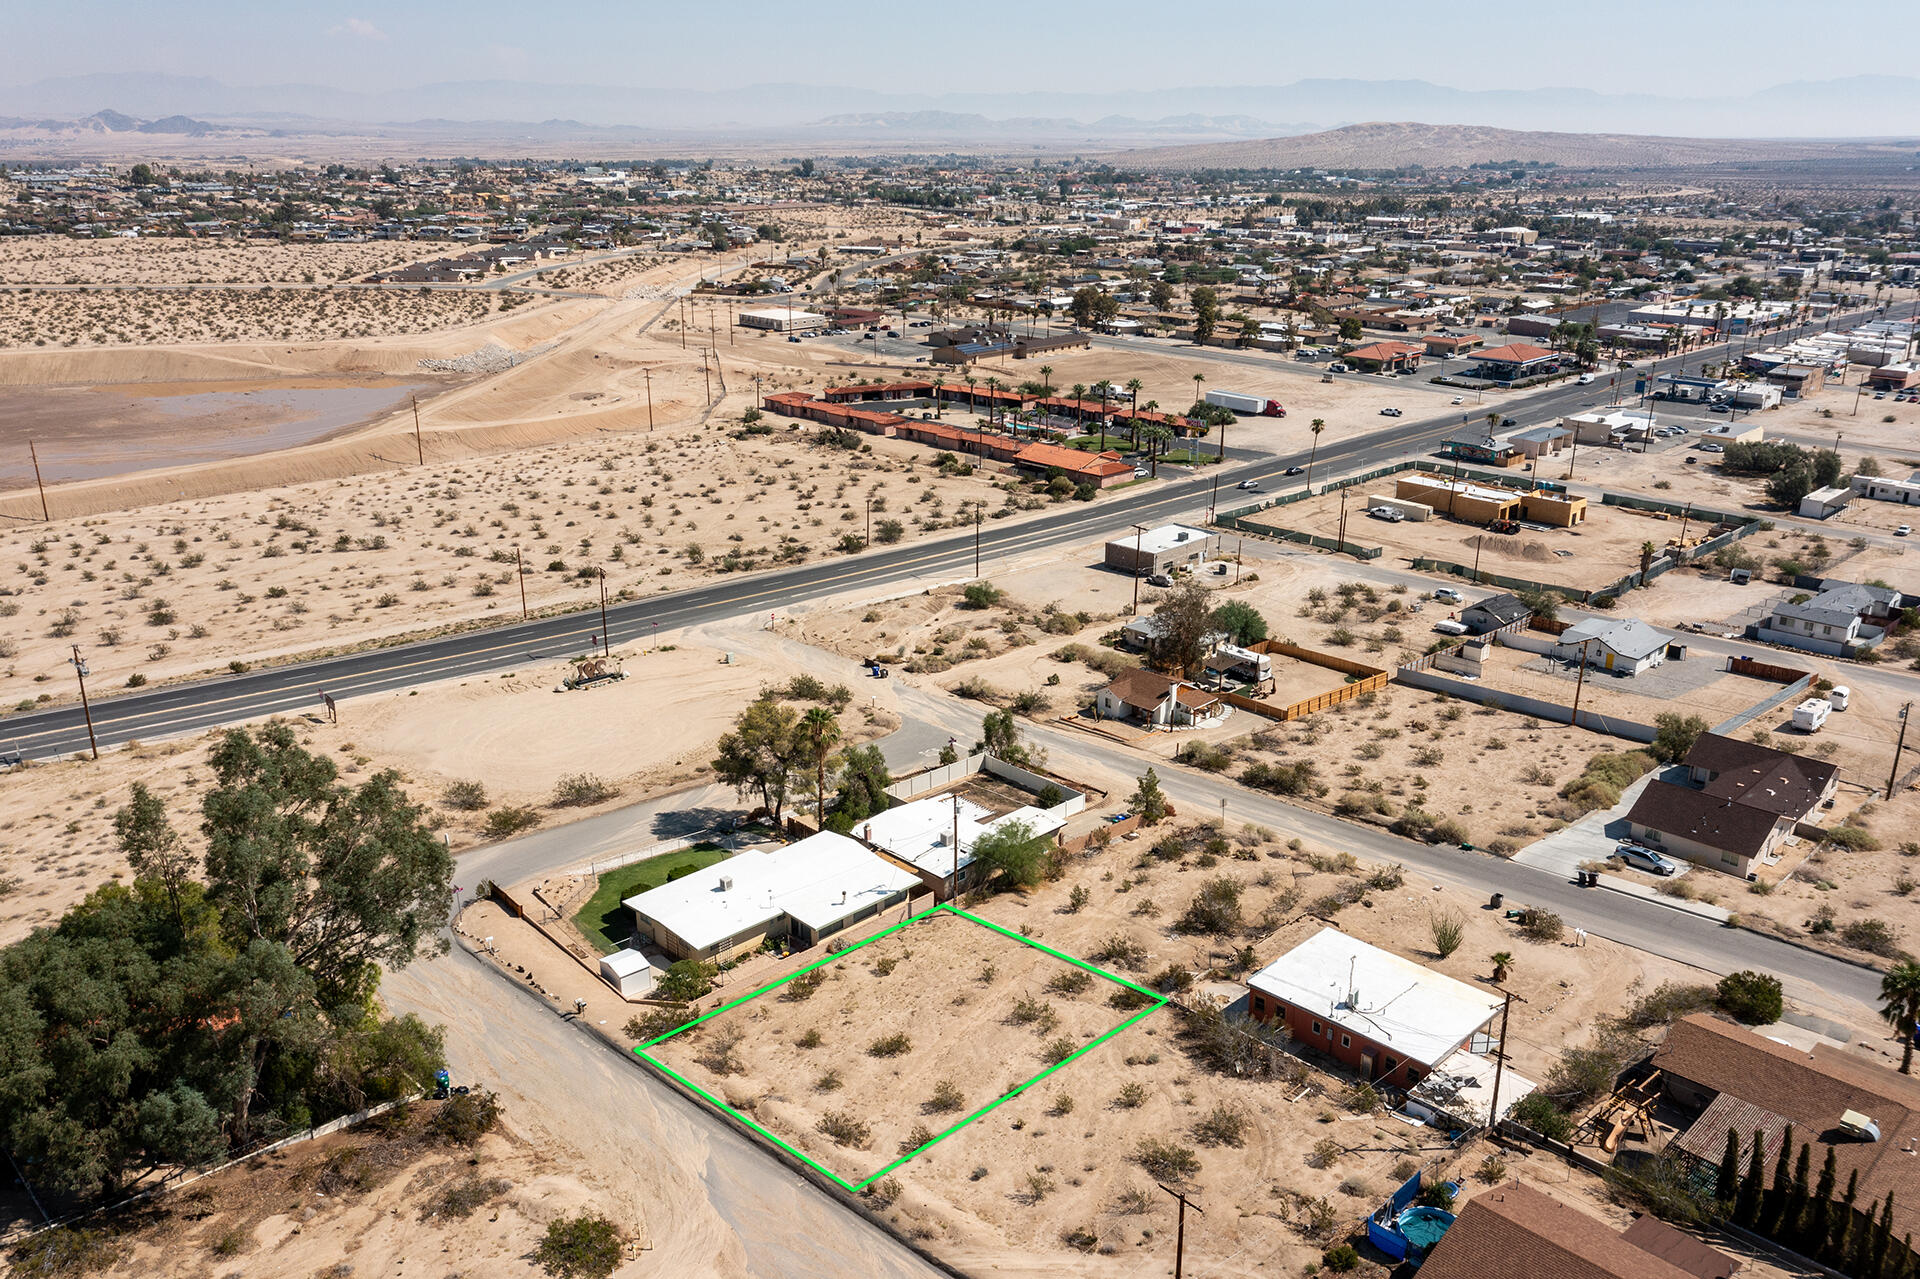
[1841,1110,1882,1142]
[718,875,734,892]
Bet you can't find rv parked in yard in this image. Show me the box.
[1793,698,1831,732]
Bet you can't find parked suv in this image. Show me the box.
[1615,842,1678,876]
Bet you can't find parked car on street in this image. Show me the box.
[1433,587,1463,604]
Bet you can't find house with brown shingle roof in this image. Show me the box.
[1622,733,1840,878]
[1653,1013,1920,1269]
[1420,1182,1734,1279]
[1093,668,1223,729]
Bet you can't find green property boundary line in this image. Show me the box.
[633,901,1169,1193]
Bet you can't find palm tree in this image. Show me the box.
[1491,951,1515,983]
[1192,372,1205,411]
[1037,364,1055,398]
[801,706,840,830]
[1125,378,1144,448]
[931,375,945,418]
[1880,962,1920,1074]
[1092,379,1114,449]
[1306,418,1326,488]
[985,376,1003,432]
[1070,383,1088,442]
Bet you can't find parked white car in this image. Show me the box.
[1367,506,1406,522]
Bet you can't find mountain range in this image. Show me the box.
[1117,122,1920,171]
[1,72,1917,140]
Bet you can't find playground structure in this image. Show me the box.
[1585,1071,1663,1154]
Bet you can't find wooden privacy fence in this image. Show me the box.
[1728,655,1812,685]
[1221,641,1391,722]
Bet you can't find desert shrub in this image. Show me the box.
[1510,1093,1573,1142]
[900,1123,935,1153]
[1323,1243,1361,1271]
[1175,876,1244,935]
[1714,970,1784,1024]
[1064,883,1091,913]
[1114,1081,1148,1109]
[1478,1153,1509,1184]
[817,1110,871,1146]
[624,1005,692,1042]
[926,1080,966,1113]
[1824,826,1882,851]
[551,773,618,807]
[1241,759,1325,798]
[1008,995,1057,1029]
[1559,749,1655,813]
[1090,933,1149,969]
[1181,997,1297,1077]
[1134,1137,1201,1180]
[1430,908,1466,958]
[428,1090,501,1146]
[655,960,718,1002]
[1310,1137,1343,1168]
[783,968,827,1001]
[535,1214,623,1278]
[1521,910,1565,943]
[868,1032,912,1057]
[482,806,540,840]
[1173,740,1232,772]
[1620,982,1716,1029]
[1110,986,1154,1011]
[428,1174,512,1220]
[1047,968,1094,996]
[1191,1104,1248,1147]
[1152,964,1195,994]
[1043,1037,1078,1064]
[1841,918,1901,957]
[1345,1082,1380,1114]
[796,1028,823,1049]
[962,582,1004,609]
[442,779,489,811]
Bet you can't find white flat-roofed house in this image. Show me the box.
[1246,927,1503,1090]
[623,832,917,962]
[855,793,1066,896]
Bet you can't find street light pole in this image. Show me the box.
[68,645,99,760]
[27,440,49,522]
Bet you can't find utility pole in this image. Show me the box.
[1890,703,1914,798]
[514,547,528,620]
[410,394,424,466]
[1336,485,1350,553]
[1157,1183,1204,1279]
[973,505,983,577]
[1569,637,1595,728]
[864,496,873,547]
[951,795,962,902]
[28,440,49,522]
[701,350,712,404]
[1131,524,1147,615]
[68,645,99,760]
[1209,472,1219,524]
[1485,988,1525,1133]
[643,368,654,431]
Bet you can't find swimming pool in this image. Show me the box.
[1396,1205,1456,1252]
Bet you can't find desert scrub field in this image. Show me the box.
[0,284,535,348]
[0,237,442,286]
[0,420,1006,702]
[640,816,1693,1268]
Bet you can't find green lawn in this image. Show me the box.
[1160,449,1222,465]
[574,843,728,954]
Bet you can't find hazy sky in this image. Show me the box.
[5,0,1905,95]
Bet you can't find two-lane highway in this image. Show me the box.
[0,316,1854,760]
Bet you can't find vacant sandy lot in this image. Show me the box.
[0,637,881,946]
[1471,643,1782,728]
[51,1097,636,1279]
[0,237,443,286]
[640,818,1714,1274]
[0,414,1009,707]
[1248,487,1673,593]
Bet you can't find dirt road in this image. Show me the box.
[380,944,946,1279]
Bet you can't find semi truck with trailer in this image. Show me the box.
[1203,389,1287,417]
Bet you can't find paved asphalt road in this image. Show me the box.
[0,316,1866,762]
